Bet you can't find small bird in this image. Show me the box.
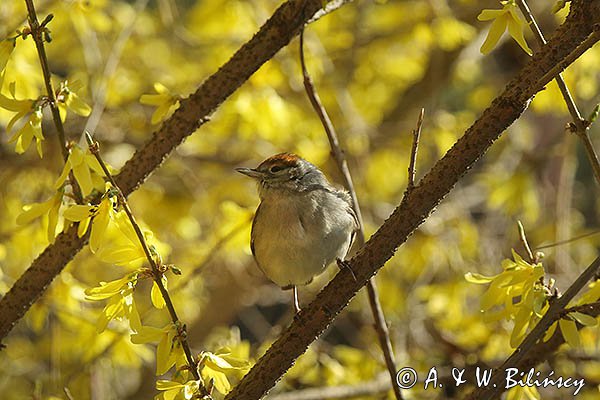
[236,153,358,313]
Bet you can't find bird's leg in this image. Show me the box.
[337,258,357,282]
[293,285,301,314]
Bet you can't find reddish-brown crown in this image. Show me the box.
[257,152,301,170]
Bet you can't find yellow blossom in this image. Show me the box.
[559,317,580,348]
[0,81,45,156]
[155,378,200,400]
[55,143,105,196]
[0,39,16,74]
[131,324,186,375]
[93,211,147,267]
[199,349,250,394]
[16,190,63,242]
[63,191,117,251]
[151,276,168,309]
[9,108,44,157]
[478,1,532,55]
[576,280,600,306]
[466,249,548,347]
[140,82,180,124]
[57,80,92,122]
[85,272,142,332]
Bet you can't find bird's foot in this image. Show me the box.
[292,285,301,314]
[337,258,357,282]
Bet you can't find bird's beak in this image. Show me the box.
[236,167,263,179]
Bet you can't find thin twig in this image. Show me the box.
[24,0,83,203]
[470,254,600,400]
[535,29,600,99]
[407,108,424,192]
[517,220,535,264]
[299,27,402,400]
[299,28,364,240]
[3,0,49,39]
[516,0,583,124]
[575,130,600,184]
[562,301,600,317]
[84,133,207,393]
[535,230,600,251]
[63,387,75,400]
[516,0,600,186]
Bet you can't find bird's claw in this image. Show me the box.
[293,285,301,314]
[337,258,357,282]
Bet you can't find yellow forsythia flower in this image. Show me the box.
[0,39,16,74]
[466,249,548,347]
[57,80,92,122]
[199,350,250,394]
[478,0,532,55]
[140,82,180,124]
[155,378,200,400]
[63,192,117,251]
[55,144,105,196]
[16,190,63,242]
[131,324,186,375]
[85,272,142,332]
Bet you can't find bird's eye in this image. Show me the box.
[269,165,284,173]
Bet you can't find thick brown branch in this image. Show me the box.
[225,2,600,399]
[0,0,352,343]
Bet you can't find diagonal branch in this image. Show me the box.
[299,27,402,400]
[0,0,352,343]
[225,2,600,399]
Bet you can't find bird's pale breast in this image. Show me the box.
[251,189,354,287]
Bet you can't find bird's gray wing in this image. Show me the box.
[336,189,359,229]
[334,189,359,257]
